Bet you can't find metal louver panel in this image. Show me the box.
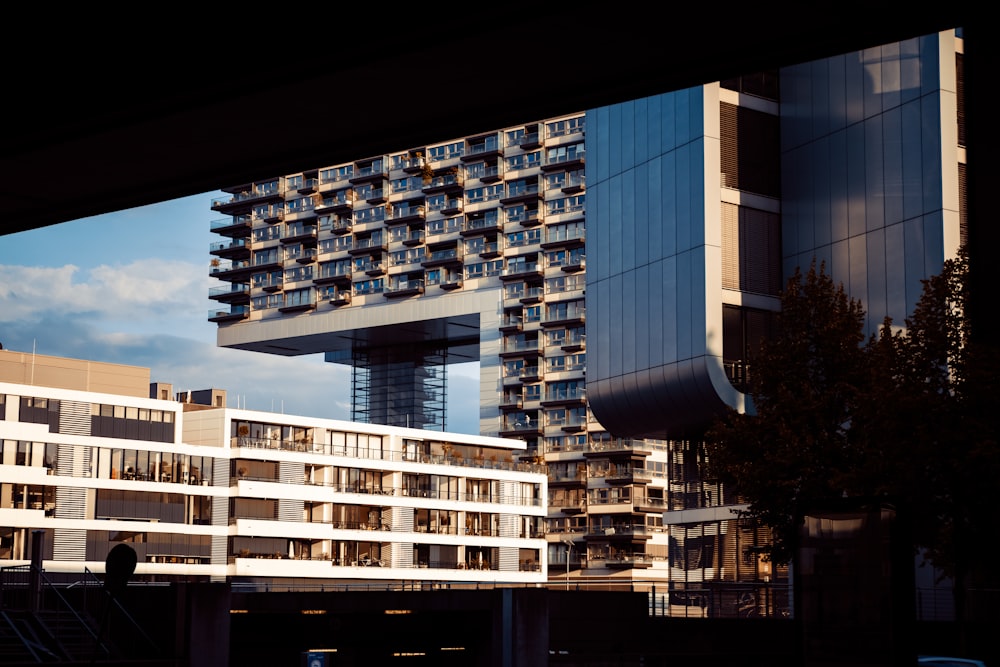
[497,546,519,572]
[58,400,91,436]
[278,462,304,522]
[722,202,740,290]
[53,528,87,561]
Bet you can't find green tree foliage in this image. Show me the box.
[705,248,1000,585]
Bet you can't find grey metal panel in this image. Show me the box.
[622,161,637,273]
[902,97,927,222]
[845,43,866,127]
[919,92,945,215]
[865,228,888,325]
[634,160,649,269]
[847,121,867,240]
[848,234,868,322]
[812,138,832,249]
[829,129,849,247]
[882,105,904,226]
[884,221,908,325]
[864,114,886,232]
[879,41,903,113]
[634,261,650,372]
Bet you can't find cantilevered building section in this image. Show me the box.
[206,113,680,591]
[205,27,963,606]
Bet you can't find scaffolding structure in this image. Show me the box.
[351,344,448,431]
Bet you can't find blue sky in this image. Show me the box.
[0,192,480,434]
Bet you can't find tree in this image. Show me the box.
[704,259,869,564]
[705,247,1000,595]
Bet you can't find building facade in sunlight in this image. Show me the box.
[205,28,963,608]
[1,350,546,586]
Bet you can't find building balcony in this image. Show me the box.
[365,188,388,205]
[278,298,317,314]
[313,270,352,286]
[208,305,249,322]
[583,525,653,541]
[211,186,283,212]
[387,205,426,225]
[210,216,252,236]
[421,247,463,268]
[479,241,501,259]
[507,209,543,227]
[287,248,317,264]
[585,439,654,457]
[480,164,503,183]
[598,555,653,570]
[541,310,585,327]
[400,230,425,246]
[437,279,462,291]
[210,259,254,280]
[592,468,653,485]
[499,343,542,359]
[499,421,542,437]
[461,136,501,162]
[500,188,542,207]
[384,280,424,298]
[348,239,387,255]
[208,283,250,303]
[440,199,463,215]
[399,155,427,174]
[461,217,501,236]
[499,395,523,411]
[634,497,668,514]
[519,287,544,304]
[348,165,388,185]
[512,132,541,151]
[541,233,586,250]
[209,237,250,260]
[499,315,523,332]
[541,152,586,173]
[422,173,465,195]
[519,366,542,382]
[500,264,542,281]
[356,261,385,277]
[281,224,318,244]
[328,291,351,306]
[330,218,352,235]
[548,472,586,487]
[540,391,586,408]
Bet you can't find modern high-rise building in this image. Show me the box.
[0,349,547,586]
[207,27,964,606]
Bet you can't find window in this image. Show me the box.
[720,102,780,196]
[545,142,584,165]
[426,194,447,211]
[546,247,584,268]
[283,265,312,283]
[546,194,585,217]
[721,202,781,295]
[722,305,776,391]
[253,248,279,266]
[546,116,584,137]
[391,177,415,193]
[252,225,281,242]
[284,287,314,308]
[465,162,485,179]
[505,151,541,171]
[506,228,540,247]
[353,279,384,295]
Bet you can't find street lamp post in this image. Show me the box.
[561,539,575,590]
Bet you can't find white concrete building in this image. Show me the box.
[0,350,547,586]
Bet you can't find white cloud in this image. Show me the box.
[0,260,206,327]
[0,257,481,432]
